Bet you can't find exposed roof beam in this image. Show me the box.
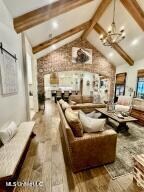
[33,21,90,54]
[94,23,134,66]
[120,0,144,31]
[14,0,93,33]
[82,0,112,39]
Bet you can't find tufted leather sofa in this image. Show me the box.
[58,101,117,173]
[69,95,106,113]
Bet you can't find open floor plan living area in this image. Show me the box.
[0,0,144,191]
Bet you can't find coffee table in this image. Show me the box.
[96,108,137,132]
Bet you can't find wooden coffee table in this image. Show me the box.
[96,108,137,132]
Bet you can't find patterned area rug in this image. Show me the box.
[105,121,144,179]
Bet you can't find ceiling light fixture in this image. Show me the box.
[108,52,114,57]
[131,38,139,46]
[52,21,58,29]
[52,45,56,49]
[99,0,126,47]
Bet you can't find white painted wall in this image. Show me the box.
[44,71,95,96]
[0,0,26,127]
[24,35,38,114]
[26,53,33,84]
[116,58,144,96]
[44,71,110,98]
[32,56,39,112]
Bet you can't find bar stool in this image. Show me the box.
[63,91,69,102]
[71,90,76,95]
[56,90,62,103]
[77,91,81,95]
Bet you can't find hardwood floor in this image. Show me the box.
[14,100,142,192]
[14,100,68,192]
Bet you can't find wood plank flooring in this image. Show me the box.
[14,100,143,192]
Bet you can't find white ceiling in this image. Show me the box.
[35,31,83,59]
[25,0,101,46]
[3,0,58,17]
[136,0,144,11]
[98,0,144,62]
[3,0,144,66]
[87,30,126,66]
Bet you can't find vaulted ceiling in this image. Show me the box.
[3,0,144,66]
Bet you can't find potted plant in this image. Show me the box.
[38,92,45,111]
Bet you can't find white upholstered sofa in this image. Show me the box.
[115,96,132,112]
[0,121,35,190]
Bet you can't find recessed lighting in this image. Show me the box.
[52,45,56,49]
[52,21,58,29]
[108,52,114,57]
[131,38,139,46]
[120,26,125,33]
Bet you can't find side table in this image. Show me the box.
[133,154,144,190]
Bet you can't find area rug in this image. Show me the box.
[105,121,144,179]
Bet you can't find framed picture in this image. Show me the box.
[0,46,18,96]
[72,47,92,64]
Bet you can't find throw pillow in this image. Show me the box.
[61,102,70,111]
[0,121,17,144]
[65,108,83,137]
[117,96,131,106]
[69,100,77,105]
[79,111,105,133]
[86,111,102,119]
[115,104,130,112]
[59,99,65,105]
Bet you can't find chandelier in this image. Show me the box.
[99,0,125,46]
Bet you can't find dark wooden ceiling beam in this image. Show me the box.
[14,0,93,33]
[120,0,144,31]
[82,0,112,39]
[33,21,90,53]
[94,23,134,65]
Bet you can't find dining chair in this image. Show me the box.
[63,91,69,101]
[71,90,76,95]
[56,90,62,103]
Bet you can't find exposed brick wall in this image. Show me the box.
[37,38,116,97]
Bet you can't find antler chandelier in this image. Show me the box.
[100,0,125,46]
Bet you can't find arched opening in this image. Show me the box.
[43,70,111,100]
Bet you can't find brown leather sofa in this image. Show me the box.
[58,101,117,173]
[69,95,106,113]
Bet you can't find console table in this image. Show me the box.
[131,108,144,126]
[130,98,144,126]
[133,154,144,190]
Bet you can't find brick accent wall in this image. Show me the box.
[37,38,116,96]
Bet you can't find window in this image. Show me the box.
[115,73,127,98]
[137,77,144,99]
[137,69,144,99]
[115,85,125,97]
